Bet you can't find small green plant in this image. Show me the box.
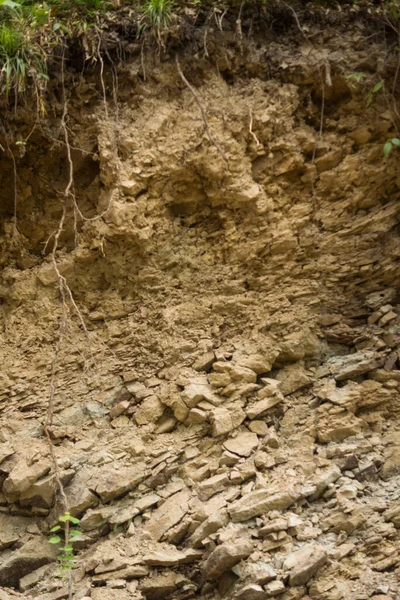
[49,511,83,581]
[0,23,48,99]
[142,0,174,34]
[366,79,383,107]
[383,137,400,157]
[346,71,367,88]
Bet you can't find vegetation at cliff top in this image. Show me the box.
[0,0,399,107]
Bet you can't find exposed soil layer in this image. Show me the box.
[0,15,399,600]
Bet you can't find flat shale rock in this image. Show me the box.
[229,490,298,522]
[283,544,327,586]
[0,538,57,587]
[202,540,254,580]
[223,432,259,457]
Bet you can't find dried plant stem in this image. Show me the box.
[175,55,228,162]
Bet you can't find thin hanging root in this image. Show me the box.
[97,32,108,118]
[175,55,228,163]
[0,121,18,239]
[249,109,260,147]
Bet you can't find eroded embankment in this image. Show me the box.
[0,18,399,600]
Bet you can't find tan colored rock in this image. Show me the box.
[246,396,283,420]
[3,460,51,496]
[208,372,232,387]
[264,580,285,597]
[236,584,268,600]
[0,443,14,464]
[223,432,259,457]
[198,473,230,500]
[193,352,216,372]
[89,463,146,501]
[316,405,364,443]
[135,395,164,425]
[188,509,229,547]
[283,544,327,586]
[19,564,49,592]
[275,364,311,396]
[229,490,298,522]
[143,547,202,566]
[210,403,246,436]
[145,489,191,541]
[140,572,186,599]
[248,421,270,436]
[277,330,320,361]
[0,515,32,551]
[110,400,130,419]
[380,447,400,480]
[234,352,277,375]
[202,540,253,580]
[0,537,57,587]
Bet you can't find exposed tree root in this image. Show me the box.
[175,55,228,163]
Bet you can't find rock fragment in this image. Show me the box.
[283,544,327,586]
[202,540,253,580]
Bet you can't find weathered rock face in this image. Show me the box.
[0,16,399,600]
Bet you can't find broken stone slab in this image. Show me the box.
[229,490,299,522]
[210,403,246,437]
[145,489,191,541]
[320,351,384,381]
[233,561,277,584]
[3,460,51,496]
[193,352,216,372]
[202,540,253,580]
[0,537,58,587]
[80,506,119,531]
[264,580,285,597]
[213,362,258,383]
[19,563,50,592]
[283,544,327,586]
[134,395,165,425]
[140,572,187,600]
[306,467,341,500]
[0,515,33,551]
[246,396,283,420]
[20,469,74,509]
[0,442,14,465]
[223,432,259,458]
[109,400,130,419]
[143,547,202,566]
[235,584,267,600]
[188,509,229,547]
[232,350,279,375]
[92,564,149,583]
[181,379,218,408]
[275,364,311,396]
[88,463,146,501]
[380,447,400,480]
[277,330,320,361]
[316,405,364,443]
[198,473,230,501]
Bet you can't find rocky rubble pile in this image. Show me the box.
[0,287,399,600]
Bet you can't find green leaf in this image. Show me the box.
[69,516,80,524]
[50,525,61,533]
[383,141,393,157]
[69,529,81,536]
[373,80,383,93]
[49,535,62,544]
[0,0,21,9]
[391,138,400,147]
[59,512,80,524]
